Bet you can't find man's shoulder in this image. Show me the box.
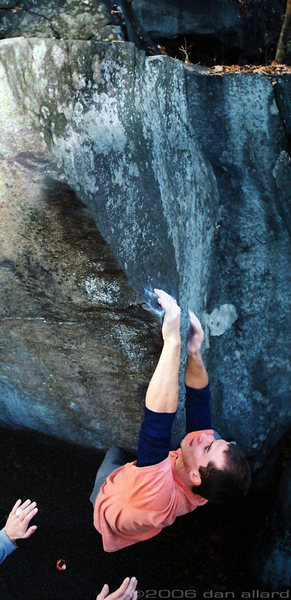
[116,455,173,483]
[96,455,174,506]
[94,455,177,534]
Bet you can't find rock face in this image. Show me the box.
[0,1,287,64]
[185,66,291,454]
[134,0,243,40]
[0,38,218,449]
[133,0,285,63]
[0,38,290,459]
[0,166,161,449]
[0,0,123,41]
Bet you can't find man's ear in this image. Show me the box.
[189,469,201,486]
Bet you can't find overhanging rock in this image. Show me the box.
[0,39,218,449]
[0,39,290,455]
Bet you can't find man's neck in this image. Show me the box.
[174,454,193,489]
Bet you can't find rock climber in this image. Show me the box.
[90,289,251,552]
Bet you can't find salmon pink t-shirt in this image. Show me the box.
[94,429,214,552]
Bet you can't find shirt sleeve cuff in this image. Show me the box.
[0,527,17,563]
[185,383,212,433]
[185,383,211,398]
[136,407,176,467]
[1,528,17,549]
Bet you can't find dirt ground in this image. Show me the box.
[0,424,272,600]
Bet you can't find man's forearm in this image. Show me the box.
[184,352,208,389]
[145,341,181,413]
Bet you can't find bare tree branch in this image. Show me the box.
[275,0,291,63]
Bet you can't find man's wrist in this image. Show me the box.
[4,527,17,544]
[163,338,181,350]
[185,352,209,388]
[186,351,203,364]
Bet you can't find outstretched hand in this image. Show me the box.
[96,577,138,600]
[186,310,204,356]
[5,499,38,543]
[154,289,181,345]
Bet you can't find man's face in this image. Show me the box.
[180,432,230,484]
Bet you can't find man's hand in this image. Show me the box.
[154,288,181,345]
[96,577,138,600]
[185,310,208,389]
[186,310,204,357]
[5,499,38,543]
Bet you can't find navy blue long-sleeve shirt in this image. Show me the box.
[136,384,211,467]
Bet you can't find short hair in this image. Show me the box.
[193,443,251,504]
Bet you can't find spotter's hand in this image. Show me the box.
[5,499,38,543]
[96,577,138,600]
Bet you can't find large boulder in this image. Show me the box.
[133,0,286,63]
[0,38,290,457]
[0,38,218,448]
[0,0,123,41]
